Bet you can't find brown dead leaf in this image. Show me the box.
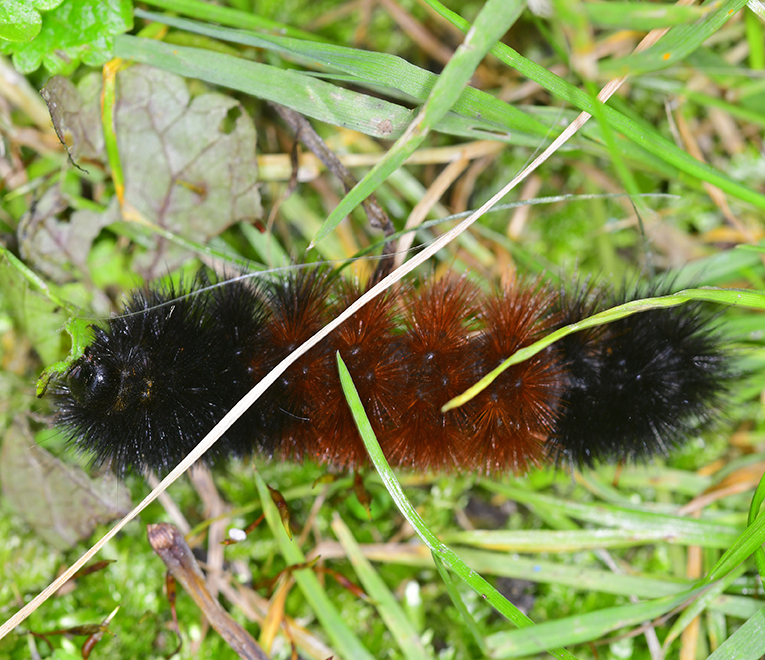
[33,65,262,280]
[0,417,131,550]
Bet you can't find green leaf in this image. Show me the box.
[2,0,133,75]
[707,606,765,660]
[0,0,42,43]
[36,316,92,398]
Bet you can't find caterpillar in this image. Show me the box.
[48,268,729,477]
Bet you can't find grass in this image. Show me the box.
[1,1,765,659]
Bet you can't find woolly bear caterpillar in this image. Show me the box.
[48,267,729,477]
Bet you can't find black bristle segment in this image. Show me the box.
[550,284,729,468]
[206,274,270,457]
[54,274,266,476]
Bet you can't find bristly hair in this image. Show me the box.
[549,282,730,468]
[315,281,405,470]
[461,283,565,475]
[253,269,334,463]
[50,269,732,477]
[53,273,268,475]
[378,277,482,472]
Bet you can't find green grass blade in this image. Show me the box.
[331,515,437,660]
[664,564,748,652]
[583,2,708,29]
[485,590,703,658]
[423,0,765,211]
[310,0,527,247]
[745,6,765,69]
[330,543,763,617]
[142,0,323,41]
[747,471,765,579]
[635,79,765,129]
[481,483,743,543]
[707,605,765,660]
[702,509,765,585]
[603,0,750,75]
[444,528,739,551]
[253,471,377,660]
[114,33,542,148]
[430,553,490,656]
[134,9,550,142]
[114,36,415,139]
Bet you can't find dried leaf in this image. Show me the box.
[268,486,292,540]
[18,185,113,282]
[41,73,104,160]
[0,417,131,550]
[37,64,262,278]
